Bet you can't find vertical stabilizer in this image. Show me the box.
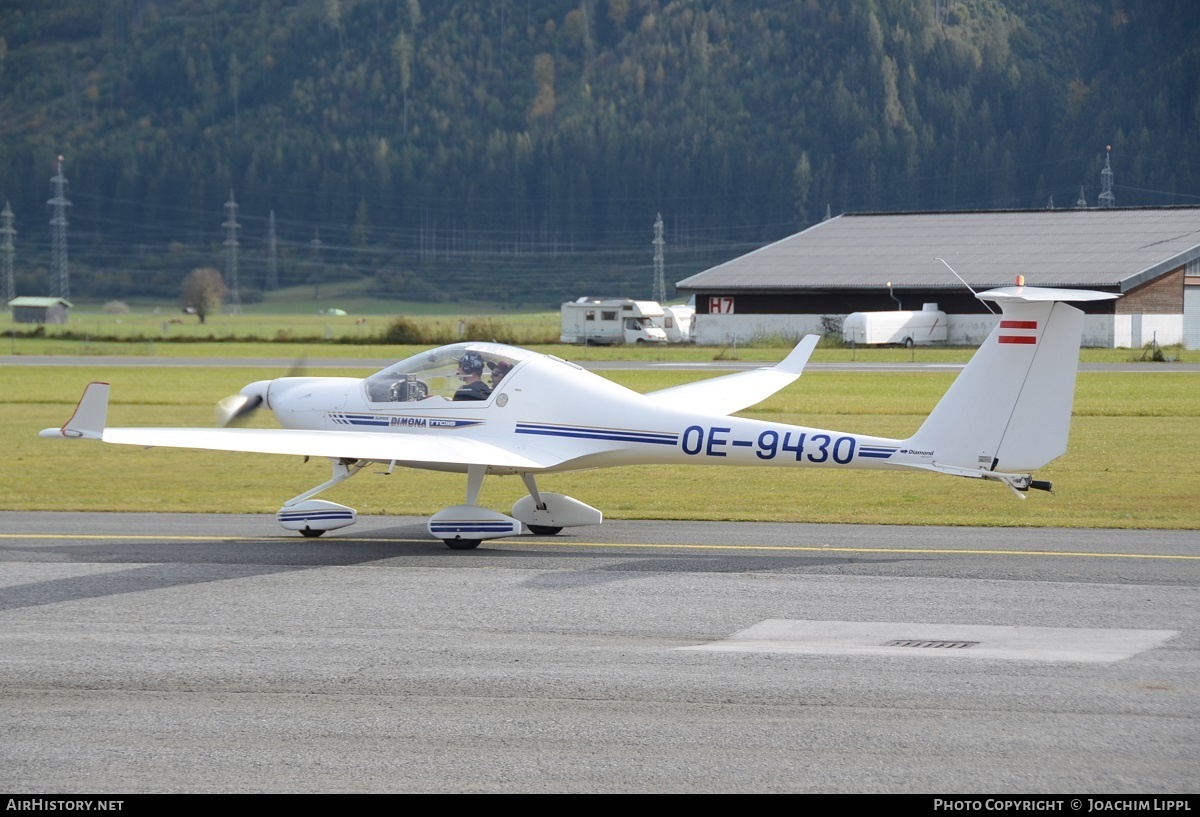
[906,286,1114,473]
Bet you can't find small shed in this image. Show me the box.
[8,296,73,324]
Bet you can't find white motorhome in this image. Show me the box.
[560,298,668,345]
[842,303,948,347]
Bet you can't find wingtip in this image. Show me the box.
[777,334,820,375]
[47,381,110,440]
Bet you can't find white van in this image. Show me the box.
[560,298,668,345]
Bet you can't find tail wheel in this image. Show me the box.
[528,525,563,536]
[300,529,326,538]
[444,539,481,550]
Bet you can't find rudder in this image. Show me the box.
[906,286,1113,474]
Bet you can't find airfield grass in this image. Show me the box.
[5,364,1197,529]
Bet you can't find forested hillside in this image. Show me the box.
[0,0,1197,306]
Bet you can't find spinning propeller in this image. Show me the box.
[215,390,264,427]
[214,357,306,427]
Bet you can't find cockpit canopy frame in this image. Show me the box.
[363,342,530,404]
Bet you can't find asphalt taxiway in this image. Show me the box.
[1,512,1197,793]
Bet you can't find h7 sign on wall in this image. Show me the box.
[709,296,734,314]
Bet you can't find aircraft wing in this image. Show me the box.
[641,334,820,415]
[98,427,562,469]
[41,382,563,470]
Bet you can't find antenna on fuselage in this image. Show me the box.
[935,256,996,314]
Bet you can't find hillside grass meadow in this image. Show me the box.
[6,361,1197,529]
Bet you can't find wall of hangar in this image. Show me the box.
[1184,286,1200,350]
[689,312,1177,349]
[690,289,1122,317]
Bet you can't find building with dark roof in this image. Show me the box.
[676,208,1200,348]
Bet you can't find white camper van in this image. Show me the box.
[842,303,948,347]
[560,298,668,345]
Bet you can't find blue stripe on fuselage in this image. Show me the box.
[515,422,678,445]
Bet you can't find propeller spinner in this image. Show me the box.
[215,390,264,426]
[215,358,305,427]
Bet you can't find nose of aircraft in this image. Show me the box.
[215,379,273,426]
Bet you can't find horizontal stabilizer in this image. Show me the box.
[977,285,1117,304]
[643,334,819,415]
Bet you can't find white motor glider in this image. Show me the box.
[42,284,1114,548]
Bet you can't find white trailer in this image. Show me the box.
[659,304,695,343]
[842,303,948,347]
[560,298,668,345]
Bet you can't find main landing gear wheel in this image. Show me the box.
[527,525,563,536]
[444,539,481,550]
[300,529,326,538]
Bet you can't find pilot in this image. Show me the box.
[452,352,492,401]
[488,360,512,389]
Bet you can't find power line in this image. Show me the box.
[1,202,15,303]
[47,155,71,299]
[1099,146,1115,208]
[266,210,279,291]
[222,189,241,312]
[652,212,665,303]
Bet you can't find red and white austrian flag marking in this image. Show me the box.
[998,320,1038,345]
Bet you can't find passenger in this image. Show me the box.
[488,360,512,389]
[452,352,492,401]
